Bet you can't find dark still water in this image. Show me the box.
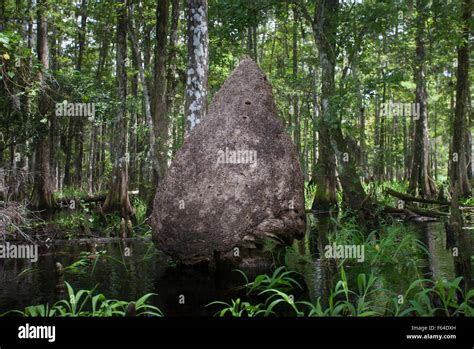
[0,239,248,316]
[0,221,469,316]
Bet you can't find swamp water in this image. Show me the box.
[0,221,470,316]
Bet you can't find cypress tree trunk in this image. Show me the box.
[103,0,133,221]
[32,0,53,211]
[408,0,436,198]
[153,0,170,180]
[451,0,472,197]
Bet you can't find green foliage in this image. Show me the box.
[393,277,474,317]
[49,194,151,237]
[364,181,409,206]
[2,282,163,317]
[209,266,306,317]
[63,247,135,276]
[461,196,474,206]
[63,250,108,276]
[302,268,382,317]
[16,267,41,279]
[207,299,266,317]
[304,181,316,210]
[328,216,427,274]
[235,266,302,296]
[365,226,428,271]
[209,265,474,317]
[131,197,152,236]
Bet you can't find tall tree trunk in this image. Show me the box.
[49,23,59,191]
[403,106,409,180]
[129,5,139,188]
[292,5,301,159]
[76,0,87,72]
[128,1,159,207]
[32,0,53,210]
[153,0,170,181]
[374,63,386,182]
[168,0,180,156]
[352,51,367,180]
[185,0,208,133]
[73,0,88,188]
[408,0,436,198]
[310,0,370,224]
[451,0,472,197]
[88,123,96,193]
[311,0,337,215]
[103,0,133,221]
[311,69,318,179]
[94,23,110,186]
[63,117,75,187]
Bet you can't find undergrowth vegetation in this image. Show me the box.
[208,266,474,317]
[2,282,163,317]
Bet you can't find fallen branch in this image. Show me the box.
[383,204,448,221]
[0,202,33,241]
[383,205,418,220]
[405,205,450,218]
[56,191,139,207]
[385,188,449,205]
[56,194,106,206]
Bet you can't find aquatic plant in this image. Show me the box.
[2,282,163,317]
[392,277,474,316]
[64,249,108,276]
[329,217,428,273]
[208,299,266,317]
[234,266,302,296]
[209,266,474,317]
[208,266,305,317]
[301,268,383,317]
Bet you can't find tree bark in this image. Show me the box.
[292,5,301,159]
[185,0,208,133]
[103,0,133,221]
[32,0,53,211]
[128,1,160,207]
[73,0,88,188]
[408,0,436,198]
[311,0,338,214]
[451,0,472,197]
[168,0,180,156]
[152,0,170,181]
